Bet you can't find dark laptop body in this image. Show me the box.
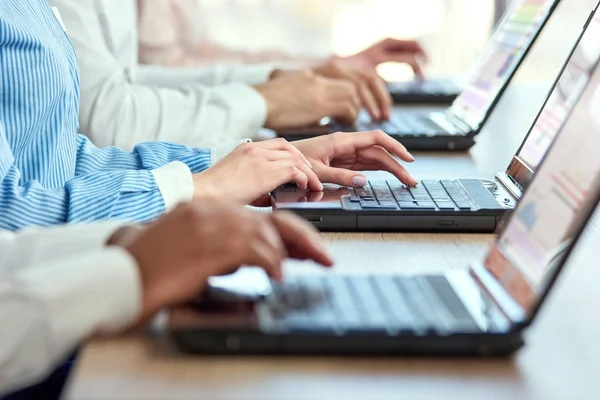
[271,9,600,234]
[279,0,561,151]
[388,78,460,105]
[169,18,600,355]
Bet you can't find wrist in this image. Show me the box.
[192,171,222,203]
[253,83,279,130]
[106,225,143,248]
[269,68,285,80]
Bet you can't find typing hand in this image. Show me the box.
[254,69,361,128]
[292,130,418,187]
[112,203,333,322]
[314,59,391,121]
[336,38,428,79]
[193,139,323,205]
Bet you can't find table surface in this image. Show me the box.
[64,85,600,400]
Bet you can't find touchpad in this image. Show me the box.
[273,184,351,210]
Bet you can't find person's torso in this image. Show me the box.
[0,0,79,187]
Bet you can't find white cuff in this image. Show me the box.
[211,139,252,165]
[228,64,278,85]
[16,248,141,337]
[151,161,194,211]
[211,83,268,135]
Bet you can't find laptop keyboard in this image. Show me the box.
[355,111,447,136]
[262,275,480,334]
[350,180,474,211]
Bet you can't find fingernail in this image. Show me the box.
[408,152,415,162]
[352,175,367,187]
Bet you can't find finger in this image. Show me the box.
[295,159,323,192]
[330,81,361,124]
[251,220,287,281]
[266,155,322,191]
[313,164,368,188]
[271,211,334,267]
[382,38,428,61]
[329,130,415,163]
[356,79,380,121]
[251,194,273,207]
[307,191,325,202]
[258,138,312,168]
[354,146,418,186]
[272,160,309,191]
[384,54,425,79]
[363,72,392,120]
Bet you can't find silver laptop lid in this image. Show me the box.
[475,53,600,326]
[450,0,559,130]
[500,6,600,199]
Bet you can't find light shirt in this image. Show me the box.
[0,0,246,231]
[0,223,140,396]
[49,0,276,149]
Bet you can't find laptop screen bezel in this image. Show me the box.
[449,0,562,133]
[499,3,600,197]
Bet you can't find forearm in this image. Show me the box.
[81,80,266,149]
[0,167,166,231]
[0,222,125,269]
[135,63,277,87]
[74,134,213,174]
[0,248,140,396]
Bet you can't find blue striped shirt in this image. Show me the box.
[0,0,212,230]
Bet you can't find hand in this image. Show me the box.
[292,130,418,187]
[193,139,323,206]
[115,203,333,322]
[254,69,361,129]
[314,59,391,121]
[337,38,428,79]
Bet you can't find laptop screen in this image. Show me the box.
[483,57,600,315]
[517,12,600,171]
[450,0,557,129]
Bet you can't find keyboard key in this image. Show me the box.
[323,277,364,329]
[346,277,388,328]
[371,276,418,330]
[398,201,420,209]
[435,201,456,210]
[360,202,397,209]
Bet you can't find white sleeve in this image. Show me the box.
[50,0,267,150]
[0,247,141,396]
[0,223,124,270]
[135,63,277,88]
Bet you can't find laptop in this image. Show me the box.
[271,7,600,234]
[168,38,600,356]
[279,0,561,151]
[388,78,460,105]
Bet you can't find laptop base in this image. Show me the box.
[279,131,476,152]
[170,329,524,357]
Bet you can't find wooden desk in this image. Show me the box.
[64,86,600,400]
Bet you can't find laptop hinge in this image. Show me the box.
[428,112,468,135]
[469,262,527,328]
[444,111,476,134]
[495,172,523,202]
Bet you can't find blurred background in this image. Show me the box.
[184,0,595,83]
